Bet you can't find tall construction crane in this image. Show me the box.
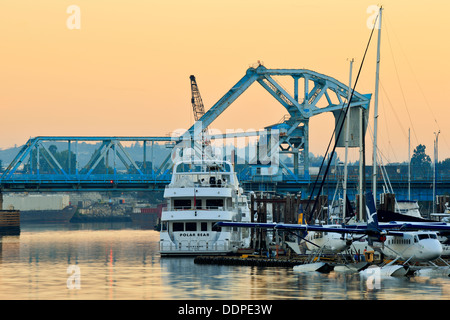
[190,75,205,122]
[189,75,210,156]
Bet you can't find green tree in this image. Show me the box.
[439,158,450,178]
[439,158,450,169]
[411,144,432,178]
[55,149,77,174]
[25,146,76,175]
[411,144,431,167]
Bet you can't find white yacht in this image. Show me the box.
[159,160,251,256]
[395,200,423,219]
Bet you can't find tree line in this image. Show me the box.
[0,143,448,178]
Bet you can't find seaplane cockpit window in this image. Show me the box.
[418,234,436,240]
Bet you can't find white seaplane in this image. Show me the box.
[216,192,450,276]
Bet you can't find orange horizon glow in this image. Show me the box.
[0,0,449,164]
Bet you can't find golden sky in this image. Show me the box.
[0,0,449,163]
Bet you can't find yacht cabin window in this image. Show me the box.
[174,199,191,209]
[173,222,184,232]
[170,222,217,232]
[186,222,197,231]
[194,199,202,209]
[206,199,224,209]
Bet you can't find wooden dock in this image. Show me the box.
[194,255,308,268]
[0,210,20,235]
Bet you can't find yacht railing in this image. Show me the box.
[160,240,229,253]
[162,206,225,212]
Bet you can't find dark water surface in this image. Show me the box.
[1,223,450,300]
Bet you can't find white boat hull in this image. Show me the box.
[293,262,334,273]
[334,262,370,273]
[360,265,408,277]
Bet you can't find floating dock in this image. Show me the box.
[194,255,306,268]
[193,254,356,268]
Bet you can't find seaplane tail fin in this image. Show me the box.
[365,191,387,247]
[345,195,355,220]
[365,191,379,231]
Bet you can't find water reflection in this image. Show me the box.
[0,223,450,300]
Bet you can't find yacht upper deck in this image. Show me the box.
[168,160,237,189]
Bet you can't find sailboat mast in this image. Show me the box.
[372,6,382,204]
[343,58,354,219]
[408,128,411,200]
[359,106,364,221]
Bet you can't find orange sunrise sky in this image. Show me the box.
[0,0,449,164]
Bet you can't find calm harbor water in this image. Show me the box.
[1,222,450,300]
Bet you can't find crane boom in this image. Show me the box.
[190,75,205,121]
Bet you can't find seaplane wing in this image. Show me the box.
[218,192,383,235]
[216,192,450,237]
[378,221,450,232]
[216,221,367,234]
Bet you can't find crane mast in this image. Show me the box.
[190,75,205,122]
[189,75,210,159]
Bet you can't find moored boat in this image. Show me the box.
[159,159,251,256]
[3,194,76,223]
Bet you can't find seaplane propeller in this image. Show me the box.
[284,230,320,248]
[339,233,354,246]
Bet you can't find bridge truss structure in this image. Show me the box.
[0,65,371,192]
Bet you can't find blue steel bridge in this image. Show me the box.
[0,65,448,201]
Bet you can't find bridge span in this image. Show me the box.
[0,65,447,202]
